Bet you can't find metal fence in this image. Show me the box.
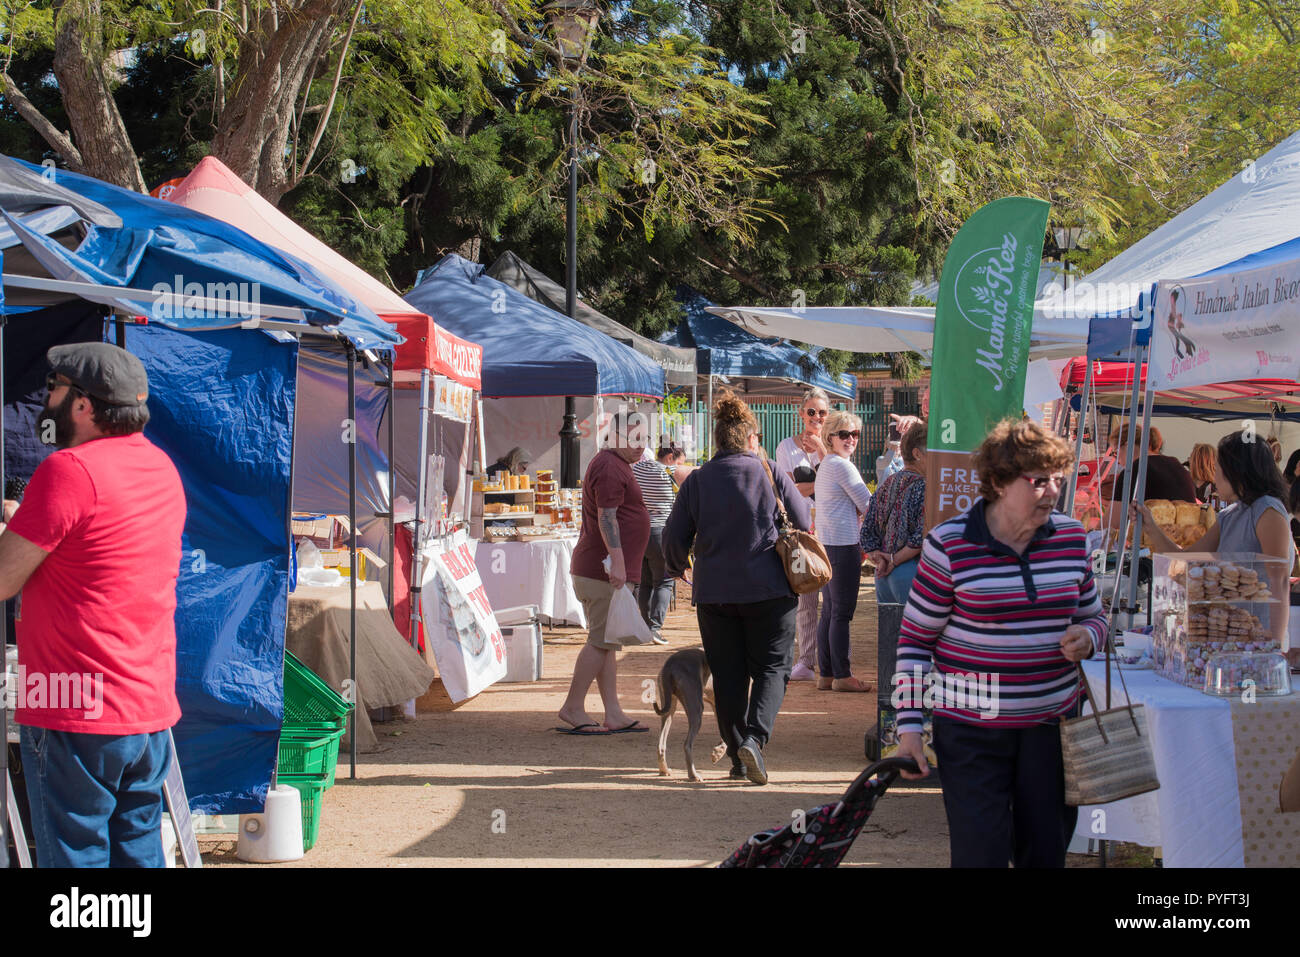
[691,387,920,485]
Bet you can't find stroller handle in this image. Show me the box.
[842,757,923,805]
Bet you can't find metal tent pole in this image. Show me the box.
[1,313,8,869]
[409,370,431,645]
[1065,359,1094,514]
[387,356,396,609]
[707,375,713,459]
[347,346,358,780]
[1125,383,1156,625]
[691,380,698,459]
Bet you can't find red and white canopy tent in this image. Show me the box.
[165,157,486,640]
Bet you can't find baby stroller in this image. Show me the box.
[719,757,920,868]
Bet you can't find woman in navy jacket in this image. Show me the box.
[664,390,811,785]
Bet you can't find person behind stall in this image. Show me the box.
[663,390,811,784]
[775,388,828,682]
[1133,430,1296,661]
[630,441,691,645]
[557,416,651,734]
[814,409,873,692]
[1186,442,1217,503]
[894,418,1106,867]
[0,343,187,867]
[1104,423,1195,532]
[487,446,532,477]
[1284,449,1300,486]
[861,420,927,605]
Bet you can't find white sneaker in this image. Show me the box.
[651,632,669,645]
[790,662,816,681]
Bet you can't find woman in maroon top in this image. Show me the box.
[558,413,652,734]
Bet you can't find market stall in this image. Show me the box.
[1,154,401,815]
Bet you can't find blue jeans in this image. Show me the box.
[635,526,673,634]
[20,725,171,868]
[816,545,862,679]
[876,557,919,605]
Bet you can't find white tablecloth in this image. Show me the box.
[1073,663,1243,868]
[473,538,586,627]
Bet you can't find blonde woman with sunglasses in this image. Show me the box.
[812,409,874,692]
[776,388,829,681]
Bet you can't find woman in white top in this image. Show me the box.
[775,388,829,681]
[813,410,873,691]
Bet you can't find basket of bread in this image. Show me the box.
[1139,499,1216,548]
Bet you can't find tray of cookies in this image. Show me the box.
[1150,551,1290,690]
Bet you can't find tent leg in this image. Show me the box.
[347,346,358,781]
[387,356,396,611]
[691,381,697,459]
[707,375,713,459]
[1,315,8,870]
[1065,360,1094,515]
[410,370,431,646]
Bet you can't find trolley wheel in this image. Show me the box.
[864,724,880,761]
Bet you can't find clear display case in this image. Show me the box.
[1150,552,1290,690]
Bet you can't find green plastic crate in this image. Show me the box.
[278,728,345,788]
[280,771,329,851]
[283,650,354,725]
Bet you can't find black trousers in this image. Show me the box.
[932,713,1079,868]
[696,595,798,762]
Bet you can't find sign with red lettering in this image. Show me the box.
[421,529,506,701]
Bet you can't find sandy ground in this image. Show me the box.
[201,578,1111,867]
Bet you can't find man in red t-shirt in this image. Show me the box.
[557,413,652,734]
[0,342,186,868]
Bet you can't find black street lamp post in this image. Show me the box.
[546,0,600,489]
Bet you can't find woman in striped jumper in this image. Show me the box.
[813,410,873,691]
[894,419,1107,868]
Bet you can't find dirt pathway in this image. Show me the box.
[203,578,1109,867]
[201,577,958,866]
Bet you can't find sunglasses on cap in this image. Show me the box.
[45,372,85,396]
[831,430,860,441]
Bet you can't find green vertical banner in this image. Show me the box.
[925,197,1051,529]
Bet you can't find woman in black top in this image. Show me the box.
[664,390,810,786]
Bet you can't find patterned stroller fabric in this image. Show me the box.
[719,758,919,868]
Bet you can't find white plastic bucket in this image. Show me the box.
[236,784,305,862]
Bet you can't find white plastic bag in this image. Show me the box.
[605,584,654,646]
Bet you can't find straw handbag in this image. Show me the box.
[760,458,832,595]
[1060,639,1160,806]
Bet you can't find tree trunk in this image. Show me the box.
[211,0,346,202]
[51,0,146,192]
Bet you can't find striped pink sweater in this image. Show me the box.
[892,499,1108,734]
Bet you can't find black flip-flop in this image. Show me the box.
[553,722,613,735]
[607,722,650,734]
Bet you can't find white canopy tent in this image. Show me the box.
[707,127,1300,361]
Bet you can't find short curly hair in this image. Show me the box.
[821,410,862,446]
[972,418,1074,502]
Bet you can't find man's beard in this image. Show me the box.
[38,390,77,449]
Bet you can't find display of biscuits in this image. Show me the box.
[1185,560,1272,602]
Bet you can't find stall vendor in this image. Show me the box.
[1134,430,1296,659]
[0,343,187,867]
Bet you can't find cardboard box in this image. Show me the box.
[317,547,388,581]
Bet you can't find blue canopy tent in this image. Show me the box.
[405,254,665,480]
[406,254,665,398]
[665,287,857,400]
[0,156,401,818]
